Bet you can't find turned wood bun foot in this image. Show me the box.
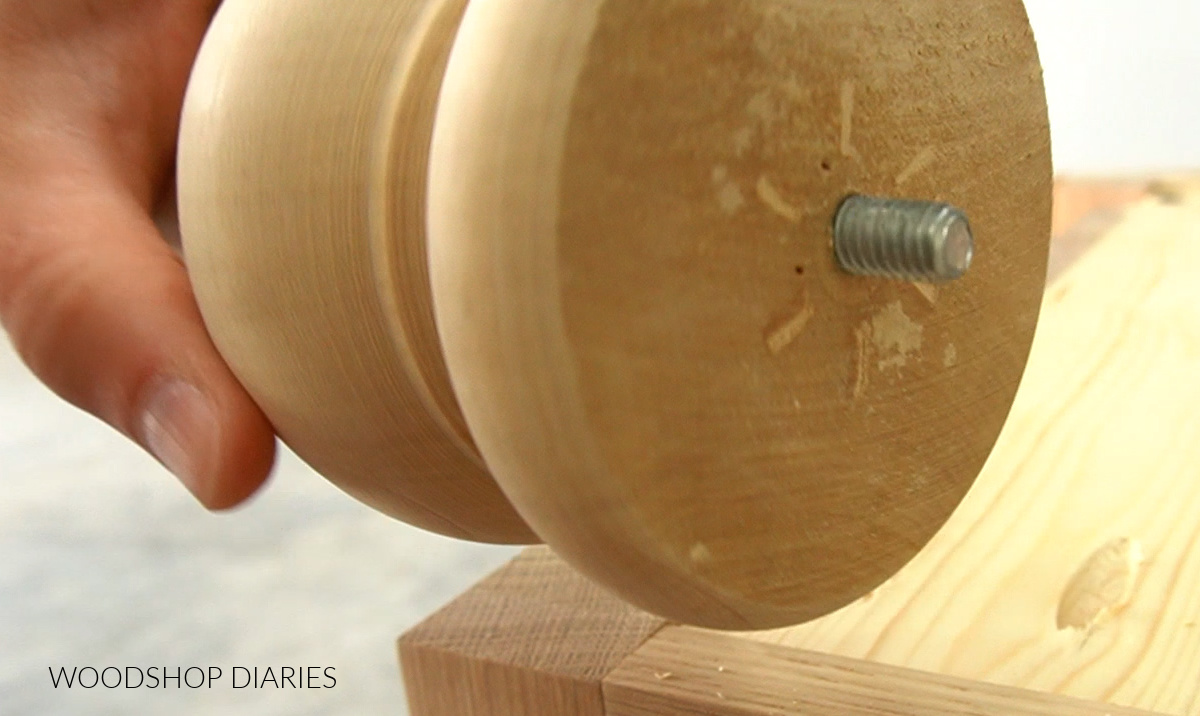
[179,0,1051,629]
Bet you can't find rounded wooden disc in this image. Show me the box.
[430,0,1051,628]
[178,0,536,543]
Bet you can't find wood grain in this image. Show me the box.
[178,0,534,543]
[399,547,666,716]
[402,552,1162,716]
[605,627,1159,716]
[743,179,1200,715]
[430,0,1051,630]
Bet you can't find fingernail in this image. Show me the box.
[139,379,219,502]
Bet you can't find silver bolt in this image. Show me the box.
[833,196,975,283]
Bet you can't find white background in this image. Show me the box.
[1026,0,1200,174]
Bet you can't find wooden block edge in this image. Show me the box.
[399,547,669,716]
[602,626,1169,716]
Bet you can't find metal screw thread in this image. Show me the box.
[833,196,975,283]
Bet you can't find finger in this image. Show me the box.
[0,174,276,509]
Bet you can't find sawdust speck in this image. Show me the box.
[712,165,745,215]
[870,301,924,369]
[718,183,745,215]
[944,344,959,368]
[732,127,754,157]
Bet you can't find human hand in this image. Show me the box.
[0,2,276,508]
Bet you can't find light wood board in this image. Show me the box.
[745,177,1200,714]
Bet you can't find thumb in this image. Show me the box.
[0,175,276,509]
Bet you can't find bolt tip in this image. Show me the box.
[832,195,975,284]
[933,210,975,281]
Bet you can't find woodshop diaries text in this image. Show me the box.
[48,666,337,689]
